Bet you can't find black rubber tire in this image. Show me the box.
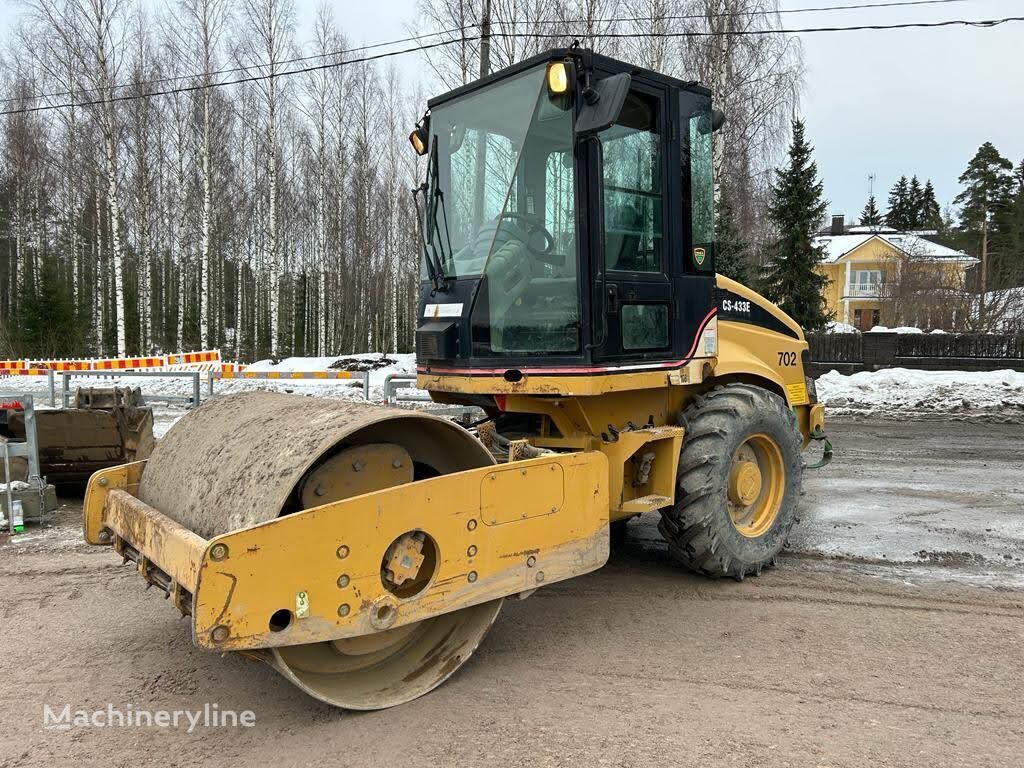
[658,383,803,580]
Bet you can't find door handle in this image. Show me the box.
[606,284,619,314]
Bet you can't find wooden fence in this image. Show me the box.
[807,332,1024,376]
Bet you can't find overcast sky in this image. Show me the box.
[332,0,1024,222]
[2,0,1022,222]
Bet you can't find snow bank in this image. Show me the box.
[824,321,860,334]
[246,353,416,392]
[817,367,1024,417]
[867,325,924,334]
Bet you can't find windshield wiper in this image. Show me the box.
[414,142,449,292]
[426,143,457,289]
[413,182,446,292]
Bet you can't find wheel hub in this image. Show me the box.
[726,434,785,538]
[383,531,427,588]
[729,460,763,506]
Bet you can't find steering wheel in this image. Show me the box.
[497,212,554,255]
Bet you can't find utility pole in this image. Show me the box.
[479,0,492,79]
[472,0,493,230]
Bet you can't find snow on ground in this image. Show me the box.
[246,352,415,378]
[867,325,924,334]
[824,321,860,334]
[817,367,1024,418]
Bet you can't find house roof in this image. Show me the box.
[812,232,976,264]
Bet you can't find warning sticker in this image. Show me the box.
[786,382,808,405]
[702,328,717,356]
[295,590,310,619]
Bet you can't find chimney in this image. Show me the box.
[831,214,845,235]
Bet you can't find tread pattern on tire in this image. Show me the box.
[658,383,803,580]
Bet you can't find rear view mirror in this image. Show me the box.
[574,73,631,135]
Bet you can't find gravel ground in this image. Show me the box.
[0,418,1022,767]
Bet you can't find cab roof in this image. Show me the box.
[426,47,711,110]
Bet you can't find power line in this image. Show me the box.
[3,14,1021,117]
[516,14,1020,39]
[0,0,981,106]
[1,23,473,106]
[574,0,978,24]
[1,37,470,116]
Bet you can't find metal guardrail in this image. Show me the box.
[60,370,203,408]
[0,391,47,534]
[383,374,430,405]
[0,370,56,407]
[380,374,484,423]
[6,362,383,411]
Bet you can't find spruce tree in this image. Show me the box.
[18,259,82,357]
[860,194,882,227]
[921,180,942,230]
[990,159,1024,287]
[886,175,911,230]
[907,175,924,228]
[762,120,831,331]
[715,181,749,283]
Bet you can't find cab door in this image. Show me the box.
[589,80,676,363]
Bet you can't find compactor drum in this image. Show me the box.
[83,48,829,709]
[129,392,505,709]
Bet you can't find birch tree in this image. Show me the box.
[238,0,294,356]
[27,0,133,356]
[180,0,228,348]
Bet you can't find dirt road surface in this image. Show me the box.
[1,419,1022,768]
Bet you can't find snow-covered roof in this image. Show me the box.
[846,225,898,234]
[845,225,939,236]
[813,232,975,264]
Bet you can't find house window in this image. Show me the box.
[849,269,882,296]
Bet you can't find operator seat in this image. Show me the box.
[606,202,642,271]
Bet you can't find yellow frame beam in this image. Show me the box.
[84,452,610,653]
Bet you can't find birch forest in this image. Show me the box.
[0,0,802,360]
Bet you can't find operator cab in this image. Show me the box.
[413,48,719,375]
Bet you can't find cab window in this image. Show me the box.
[599,92,663,273]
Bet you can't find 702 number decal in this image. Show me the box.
[777,351,798,367]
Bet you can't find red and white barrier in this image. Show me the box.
[0,350,237,376]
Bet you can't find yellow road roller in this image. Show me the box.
[83,48,829,710]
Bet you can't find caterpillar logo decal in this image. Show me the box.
[693,246,706,266]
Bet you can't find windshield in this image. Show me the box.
[424,63,580,355]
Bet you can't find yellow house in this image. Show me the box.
[813,225,977,331]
